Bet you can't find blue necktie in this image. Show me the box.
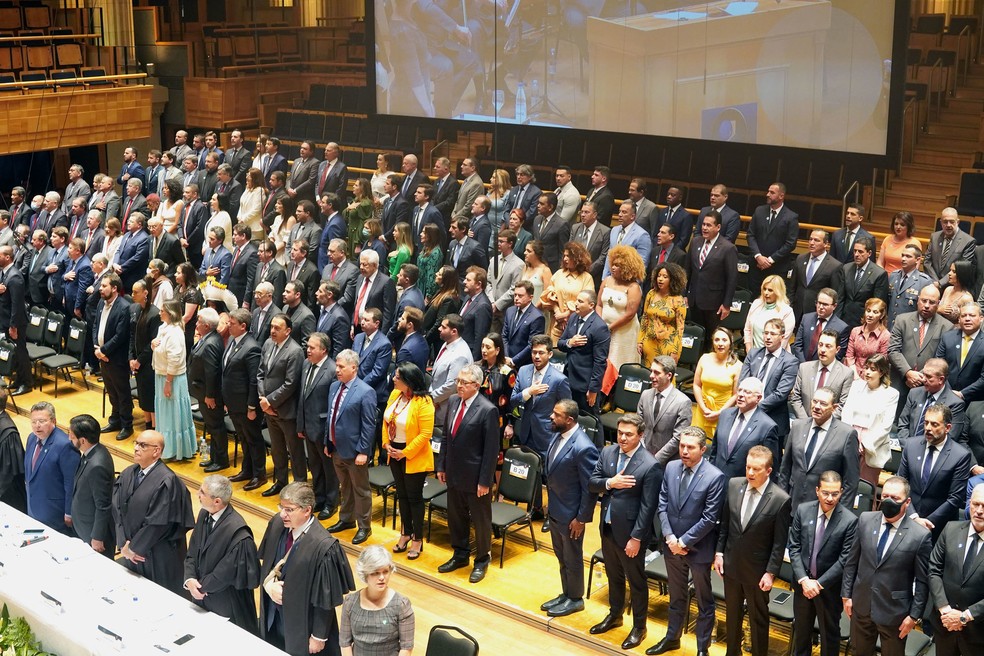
[921,444,936,484]
[877,523,893,562]
[605,452,626,524]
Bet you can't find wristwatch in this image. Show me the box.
[960,610,970,625]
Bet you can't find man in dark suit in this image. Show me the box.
[34,191,69,236]
[395,307,429,372]
[780,386,861,511]
[897,403,972,540]
[740,318,799,454]
[296,332,340,520]
[315,280,352,358]
[68,414,115,555]
[789,229,842,323]
[588,413,662,650]
[261,171,288,230]
[887,243,932,329]
[8,186,33,229]
[352,307,393,463]
[654,186,693,251]
[687,210,738,340]
[896,359,968,444]
[61,238,92,318]
[790,330,853,419]
[709,377,780,479]
[533,193,570,273]
[832,236,889,329]
[352,249,398,336]
[146,216,183,277]
[93,274,133,439]
[223,309,265,490]
[224,129,252,185]
[695,184,741,244]
[117,179,148,225]
[189,308,229,471]
[44,227,70,312]
[399,154,427,204]
[199,226,232,284]
[257,314,306,497]
[429,157,459,226]
[456,265,491,360]
[926,207,978,288]
[937,303,984,403]
[250,281,280,344]
[540,399,599,618]
[746,182,800,291]
[408,183,446,252]
[197,152,220,202]
[314,142,348,200]
[250,241,284,311]
[650,223,688,273]
[792,289,850,362]
[82,210,105,261]
[0,244,32,394]
[113,212,151,293]
[285,140,319,205]
[467,196,493,252]
[927,482,984,653]
[317,194,346,270]
[382,173,412,236]
[890,285,949,417]
[503,164,540,224]
[583,166,615,226]
[570,201,610,288]
[435,364,500,583]
[830,204,875,264]
[842,476,933,656]
[387,263,425,344]
[558,289,611,417]
[649,428,727,656]
[179,183,209,269]
[25,229,52,307]
[715,446,791,656]
[324,349,378,545]
[282,281,315,346]
[501,280,545,368]
[447,217,487,279]
[788,471,858,656]
[227,225,258,308]
[24,401,79,534]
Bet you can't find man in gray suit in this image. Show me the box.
[889,285,950,418]
[638,356,692,466]
[451,157,483,221]
[295,332,339,520]
[284,140,320,205]
[926,207,977,288]
[68,413,114,556]
[780,386,861,511]
[790,330,853,420]
[427,314,474,429]
[570,202,610,288]
[321,239,358,313]
[486,228,524,330]
[256,313,305,497]
[842,475,933,656]
[627,178,658,234]
[896,359,968,444]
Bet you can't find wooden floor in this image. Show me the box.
[13,370,816,656]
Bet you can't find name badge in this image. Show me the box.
[681,336,695,349]
[737,262,749,274]
[509,460,530,479]
[431,438,442,454]
[730,301,742,312]
[625,380,643,393]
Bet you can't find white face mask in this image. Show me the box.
[31,202,41,211]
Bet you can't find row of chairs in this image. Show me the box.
[0,40,84,74]
[209,32,301,71]
[0,65,111,93]
[23,305,88,397]
[0,4,51,34]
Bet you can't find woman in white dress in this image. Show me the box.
[597,245,644,370]
[204,193,233,253]
[743,274,796,352]
[237,168,266,241]
[250,133,269,171]
[841,353,898,486]
[268,195,296,265]
[158,179,184,235]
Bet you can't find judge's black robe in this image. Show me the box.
[0,411,26,513]
[184,506,260,634]
[111,460,194,594]
[258,515,355,656]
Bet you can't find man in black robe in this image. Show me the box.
[0,387,25,512]
[258,482,355,656]
[184,474,260,634]
[111,429,194,594]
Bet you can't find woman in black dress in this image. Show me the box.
[128,279,162,430]
[421,265,461,358]
[174,262,204,351]
[477,333,515,471]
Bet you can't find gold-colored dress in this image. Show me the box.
[541,270,595,343]
[639,292,687,365]
[692,358,741,437]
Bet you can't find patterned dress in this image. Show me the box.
[639,292,687,365]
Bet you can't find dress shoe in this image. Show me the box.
[116,428,133,441]
[540,594,567,611]
[228,472,251,483]
[9,385,29,397]
[646,637,681,655]
[621,627,647,650]
[540,518,551,533]
[407,540,423,560]
[437,557,470,574]
[530,509,546,521]
[242,478,267,491]
[327,521,356,533]
[468,562,488,583]
[203,463,227,473]
[260,482,285,497]
[589,613,624,635]
[100,423,120,434]
[199,460,213,468]
[351,528,371,545]
[547,598,584,617]
[317,507,337,521]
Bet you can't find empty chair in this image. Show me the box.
[54,42,83,72]
[424,625,479,656]
[21,5,52,32]
[23,43,52,72]
[38,318,89,396]
[0,43,23,73]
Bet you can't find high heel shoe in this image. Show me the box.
[407,540,423,560]
[392,535,412,553]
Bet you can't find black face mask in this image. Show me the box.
[880,498,904,519]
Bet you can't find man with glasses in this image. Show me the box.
[111,429,194,594]
[925,207,977,289]
[740,318,799,461]
[793,289,849,363]
[24,401,78,534]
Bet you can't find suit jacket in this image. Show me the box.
[396,331,429,372]
[637,386,692,465]
[315,303,352,358]
[179,199,210,268]
[320,213,346,261]
[93,295,132,361]
[452,173,484,220]
[71,442,115,546]
[603,222,651,277]
[25,244,52,305]
[315,159,349,199]
[285,259,319,314]
[649,243,688,274]
[468,213,492,252]
[589,444,662,547]
[430,175,460,224]
[324,377,377,458]
[655,205,694,251]
[633,197,659,234]
[392,284,425,338]
[544,427,599,524]
[833,261,890,328]
[501,303,545,367]
[199,245,232,284]
[381,193,411,236]
[584,186,615,226]
[285,303,315,346]
[716,478,791,584]
[189,330,224,406]
[435,393,499,491]
[687,235,738,311]
[115,229,151,292]
[896,384,967,444]
[322,258,359,313]
[261,152,288,185]
[25,428,79,532]
[746,204,800,274]
[889,311,950,389]
[215,179,243,219]
[487,253,525,312]
[779,417,861,510]
[254,259,286,304]
[926,228,978,286]
[658,458,727,563]
[557,310,611,394]
[46,245,70,301]
[938,329,984,402]
[897,435,971,533]
[554,182,581,222]
[789,252,841,321]
[429,338,477,426]
[792,312,850,362]
[570,221,610,286]
[708,407,780,479]
[296,357,337,444]
[842,511,932,626]
[510,364,572,457]
[82,227,106,261]
[789,358,853,419]
[10,201,34,229]
[0,265,26,331]
[533,211,570,272]
[148,231,184,275]
[447,237,487,278]
[739,347,799,437]
[287,156,320,204]
[352,330,393,404]
[399,170,428,204]
[261,187,288,229]
[353,273,397,335]
[788,502,857,592]
[227,242,258,307]
[117,194,148,224]
[256,337,304,419]
[887,269,933,329]
[92,190,120,222]
[34,207,69,235]
[409,204,445,251]
[697,205,741,244]
[224,146,252,185]
[222,334,261,413]
[62,255,93,314]
[830,227,875,264]
[928,519,984,643]
[503,183,541,224]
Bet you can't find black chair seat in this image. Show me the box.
[38,354,76,369]
[421,477,447,501]
[490,503,528,527]
[368,465,397,527]
[26,344,55,360]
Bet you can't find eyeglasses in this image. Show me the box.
[133,441,160,450]
[818,490,842,499]
[277,504,302,513]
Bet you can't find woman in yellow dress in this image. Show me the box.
[540,241,594,343]
[638,262,688,365]
[691,327,742,437]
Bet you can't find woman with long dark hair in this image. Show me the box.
[422,265,461,355]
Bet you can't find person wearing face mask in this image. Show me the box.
[842,475,932,656]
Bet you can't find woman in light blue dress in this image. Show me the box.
[152,298,197,461]
[487,168,511,248]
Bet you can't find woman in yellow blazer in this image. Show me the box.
[383,362,435,560]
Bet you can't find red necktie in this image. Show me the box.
[816,366,828,390]
[123,198,134,222]
[31,441,41,471]
[354,278,370,326]
[231,247,241,269]
[263,192,275,214]
[318,163,330,195]
[330,266,338,280]
[436,344,447,363]
[285,530,294,552]
[462,296,473,315]
[659,249,666,264]
[919,320,927,347]
[451,399,467,438]
[809,319,824,358]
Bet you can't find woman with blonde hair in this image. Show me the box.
[345,178,374,249]
[487,168,512,247]
[841,353,898,485]
[638,262,688,365]
[151,298,197,461]
[388,222,414,280]
[743,274,795,351]
[845,297,890,378]
[238,168,267,241]
[597,245,644,369]
[692,326,742,436]
[541,241,594,342]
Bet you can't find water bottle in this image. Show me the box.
[199,435,210,461]
[530,79,541,112]
[515,82,527,124]
[548,48,557,77]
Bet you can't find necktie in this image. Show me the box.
[461,295,473,316]
[318,307,329,331]
[547,434,563,468]
[318,162,330,194]
[845,231,854,254]
[652,392,662,421]
[699,241,710,268]
[532,368,543,386]
[412,207,421,235]
[290,262,300,281]
[916,396,933,437]
[231,246,241,269]
[436,343,448,363]
[134,468,146,491]
[123,198,134,222]
[31,440,41,471]
[918,320,927,347]
[804,426,822,467]
[809,319,825,358]
[259,263,268,282]
[769,209,777,225]
[964,534,981,579]
[616,225,625,245]
[741,487,758,528]
[450,398,467,438]
[402,175,412,196]
[758,352,774,380]
[304,363,317,394]
[816,366,828,390]
[962,334,973,367]
[354,277,370,326]
[854,266,864,286]
[331,265,338,280]
[329,383,346,446]
[898,272,907,295]
[810,513,827,578]
[659,249,666,264]
[922,444,937,483]
[203,515,215,542]
[726,413,745,456]
[806,257,818,285]
[575,316,584,334]
[942,237,952,264]
[877,523,893,562]
[605,452,627,523]
[678,466,692,498]
[516,185,525,211]
[285,530,294,553]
